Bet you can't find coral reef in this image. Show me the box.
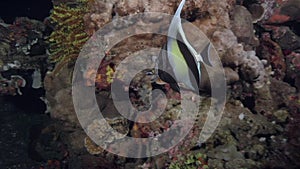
[8,17,47,56]
[42,0,300,168]
[0,17,49,96]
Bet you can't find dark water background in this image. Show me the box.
[0,92,50,168]
[0,0,52,23]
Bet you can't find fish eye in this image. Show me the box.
[145,71,154,75]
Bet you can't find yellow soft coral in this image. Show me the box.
[48,0,90,75]
[106,65,115,84]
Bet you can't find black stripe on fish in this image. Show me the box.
[176,32,200,91]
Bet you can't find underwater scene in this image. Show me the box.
[0,0,300,168]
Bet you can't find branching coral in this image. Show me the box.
[48,0,90,75]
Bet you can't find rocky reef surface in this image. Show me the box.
[1,0,300,168]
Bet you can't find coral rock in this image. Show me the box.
[271,26,300,51]
[259,32,286,80]
[224,67,239,84]
[268,0,300,23]
[231,5,256,47]
[286,51,300,90]
[84,0,116,35]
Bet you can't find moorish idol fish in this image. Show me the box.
[156,0,213,93]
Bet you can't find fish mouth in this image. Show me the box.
[155,78,168,85]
